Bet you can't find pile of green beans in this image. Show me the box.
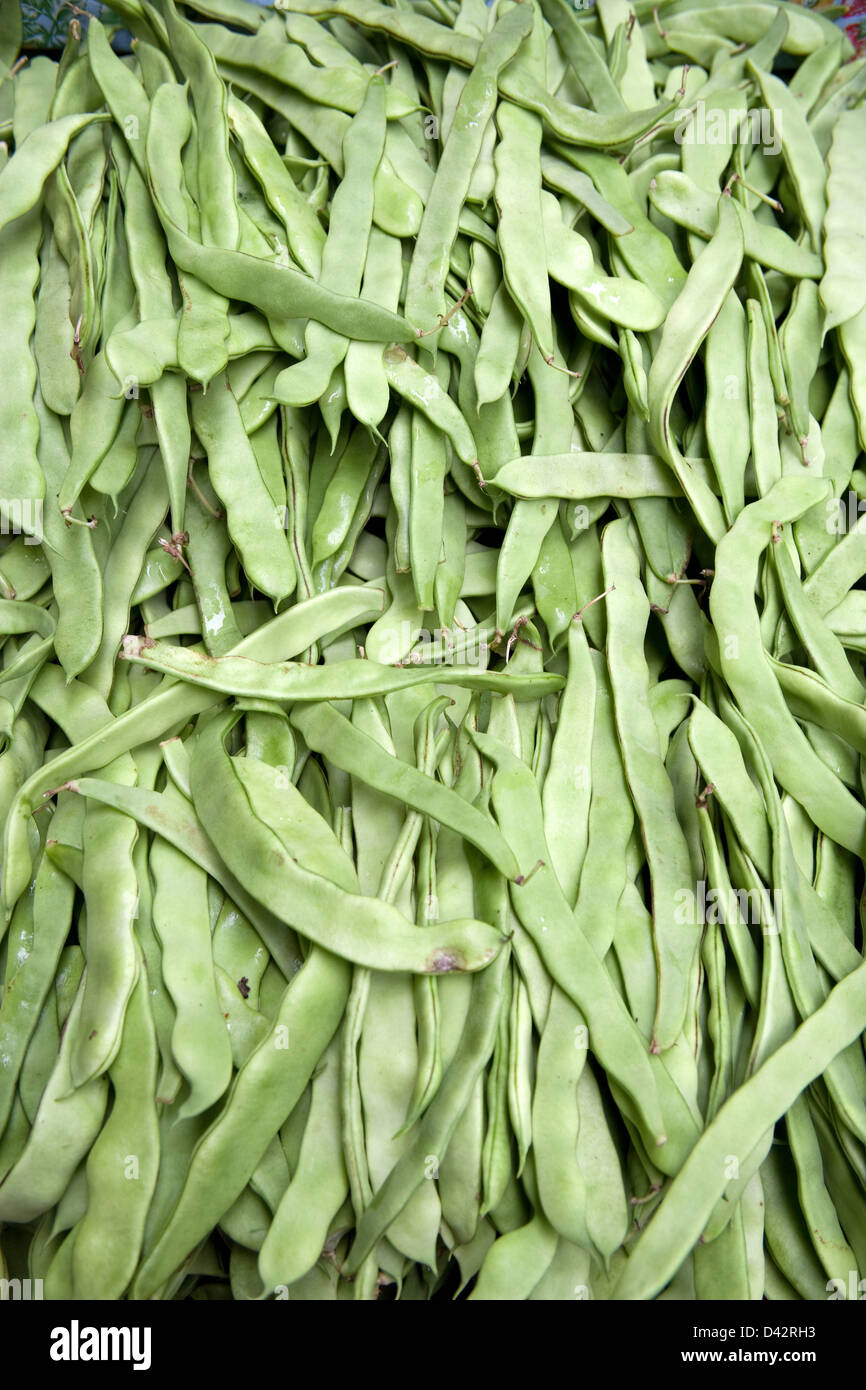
[1,0,866,1303]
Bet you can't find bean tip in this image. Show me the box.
[121,635,153,660]
[42,781,78,801]
[514,859,544,887]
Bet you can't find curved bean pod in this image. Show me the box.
[612,956,866,1299]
